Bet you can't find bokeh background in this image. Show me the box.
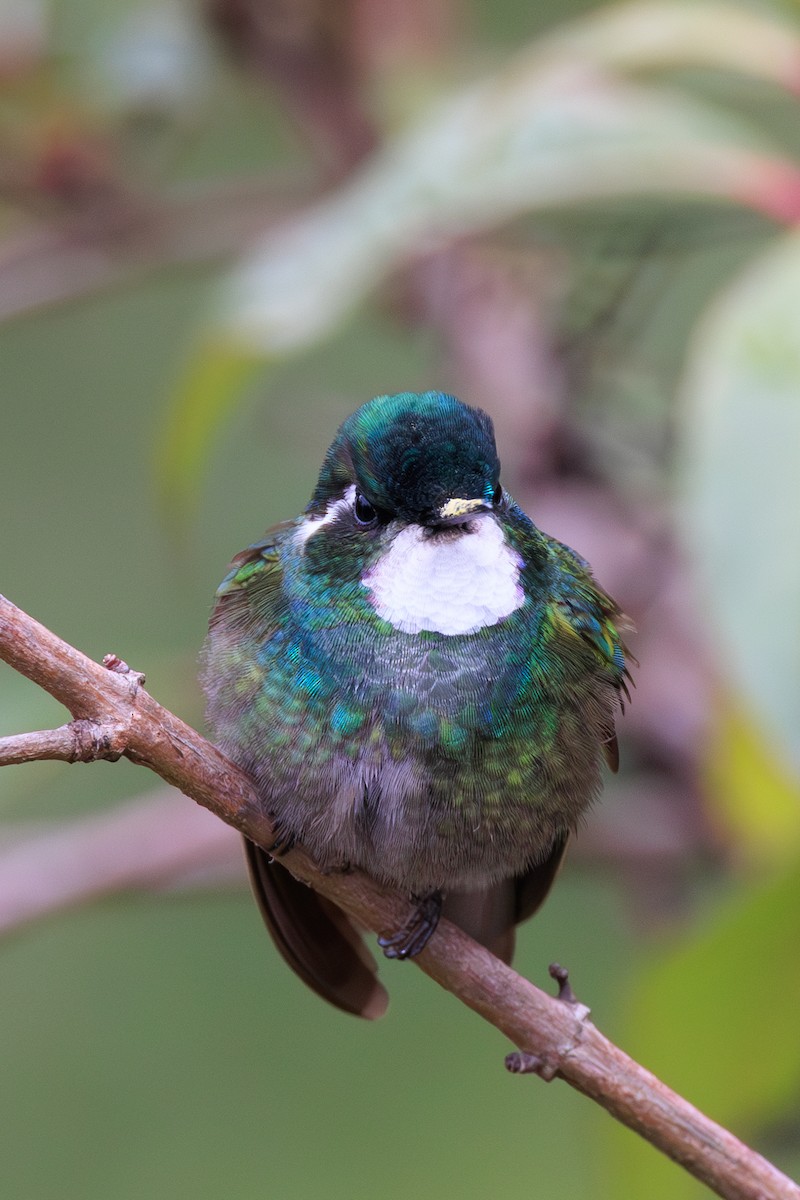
[1,0,799,1196]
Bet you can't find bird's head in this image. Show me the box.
[297,391,523,636]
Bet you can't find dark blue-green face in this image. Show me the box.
[310,391,501,523]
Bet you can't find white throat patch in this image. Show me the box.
[363,518,524,636]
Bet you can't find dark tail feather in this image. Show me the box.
[443,834,570,965]
[443,883,517,963]
[244,838,389,1020]
[514,833,569,925]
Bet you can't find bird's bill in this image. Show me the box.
[437,497,492,524]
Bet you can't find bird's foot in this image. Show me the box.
[318,859,353,876]
[378,891,442,960]
[264,816,296,858]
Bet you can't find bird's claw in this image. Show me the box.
[318,859,353,876]
[264,818,296,858]
[378,891,442,960]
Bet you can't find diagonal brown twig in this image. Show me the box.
[0,592,797,1200]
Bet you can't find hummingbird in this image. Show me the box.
[202,391,631,1018]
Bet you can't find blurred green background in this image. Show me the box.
[1,1,799,1196]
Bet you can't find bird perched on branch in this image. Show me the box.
[202,391,631,1018]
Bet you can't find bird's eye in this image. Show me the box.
[492,483,503,506]
[354,491,378,526]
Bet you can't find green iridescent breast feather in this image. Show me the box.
[203,504,629,879]
[202,392,631,896]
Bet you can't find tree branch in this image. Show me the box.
[0,792,239,934]
[0,175,309,324]
[0,593,796,1200]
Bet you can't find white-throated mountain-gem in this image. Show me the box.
[202,391,631,1018]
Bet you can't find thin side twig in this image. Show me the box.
[0,720,128,765]
[0,593,797,1200]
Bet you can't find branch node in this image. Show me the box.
[549,962,580,1006]
[504,969,592,1081]
[505,1051,558,1081]
[69,719,125,763]
[103,653,146,689]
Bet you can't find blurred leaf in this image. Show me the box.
[217,0,800,354]
[680,228,800,775]
[218,73,800,356]
[538,1,800,88]
[93,2,213,115]
[155,339,263,523]
[705,696,800,864]
[159,5,800,511]
[614,860,800,1197]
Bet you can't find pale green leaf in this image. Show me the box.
[537,1,800,87]
[376,1,800,130]
[705,698,800,864]
[216,16,800,355]
[615,862,800,1197]
[680,228,800,774]
[154,340,263,523]
[162,2,800,514]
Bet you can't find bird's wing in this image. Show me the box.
[244,842,388,1020]
[208,525,292,633]
[205,526,388,1020]
[545,540,633,772]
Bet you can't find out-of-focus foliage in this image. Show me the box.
[615,859,800,1198]
[705,700,800,864]
[162,1,800,513]
[1,1,799,1198]
[681,228,800,776]
[622,216,800,1197]
[640,859,800,1123]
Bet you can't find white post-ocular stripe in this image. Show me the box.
[363,518,524,635]
[295,484,357,548]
